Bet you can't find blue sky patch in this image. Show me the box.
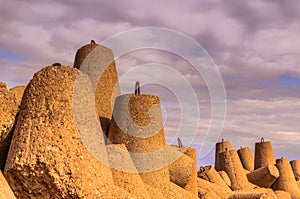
[0,51,21,63]
[279,75,300,89]
[261,81,273,88]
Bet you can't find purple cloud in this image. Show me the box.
[0,0,299,166]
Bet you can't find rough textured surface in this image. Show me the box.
[106,144,150,199]
[228,191,274,199]
[144,183,165,199]
[109,94,165,144]
[244,169,251,174]
[218,170,232,187]
[238,147,254,171]
[198,190,221,199]
[108,94,166,152]
[3,66,129,198]
[0,83,25,170]
[254,140,275,170]
[0,170,16,199]
[215,140,232,171]
[74,43,120,138]
[170,145,198,195]
[291,160,300,181]
[228,192,266,199]
[275,190,292,199]
[229,188,277,199]
[273,157,300,199]
[108,94,170,191]
[198,165,231,191]
[179,146,198,196]
[143,182,199,199]
[9,86,25,103]
[219,149,254,190]
[247,165,279,188]
[197,177,232,199]
[165,182,198,199]
[179,146,197,162]
[3,41,299,198]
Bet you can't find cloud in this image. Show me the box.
[0,0,299,164]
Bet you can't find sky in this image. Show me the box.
[0,0,300,166]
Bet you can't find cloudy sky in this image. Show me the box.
[1,0,300,166]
